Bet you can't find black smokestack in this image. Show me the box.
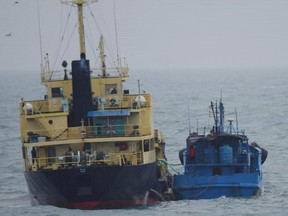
[69,53,93,127]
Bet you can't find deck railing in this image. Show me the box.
[25,124,152,143]
[41,67,128,82]
[27,151,142,171]
[21,94,151,116]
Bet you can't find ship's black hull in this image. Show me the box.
[24,162,163,209]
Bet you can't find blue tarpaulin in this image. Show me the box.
[87,109,130,117]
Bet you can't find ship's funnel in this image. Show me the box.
[69,53,93,126]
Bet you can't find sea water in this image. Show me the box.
[0,68,287,215]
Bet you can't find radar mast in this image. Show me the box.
[61,0,98,55]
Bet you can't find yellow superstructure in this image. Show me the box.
[20,37,166,172]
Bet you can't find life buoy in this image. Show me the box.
[109,98,116,106]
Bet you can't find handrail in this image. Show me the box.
[21,94,151,115]
[24,124,152,143]
[41,66,129,82]
[28,151,142,171]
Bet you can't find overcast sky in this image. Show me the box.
[1,0,288,72]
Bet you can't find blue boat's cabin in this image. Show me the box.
[181,133,262,177]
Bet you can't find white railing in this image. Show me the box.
[41,66,128,82]
[21,94,151,116]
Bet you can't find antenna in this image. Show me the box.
[219,96,224,133]
[210,101,216,124]
[37,0,43,68]
[210,101,218,135]
[113,0,119,63]
[216,100,218,124]
[137,80,141,94]
[235,108,239,134]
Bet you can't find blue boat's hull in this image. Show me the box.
[173,102,267,201]
[173,173,262,200]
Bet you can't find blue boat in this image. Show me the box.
[173,100,267,200]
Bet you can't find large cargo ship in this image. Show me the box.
[20,0,170,209]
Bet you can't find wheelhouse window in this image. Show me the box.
[105,84,117,95]
[51,87,63,98]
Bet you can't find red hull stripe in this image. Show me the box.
[72,198,158,209]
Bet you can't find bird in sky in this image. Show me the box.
[5,33,13,37]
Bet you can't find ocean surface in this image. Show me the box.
[0,68,287,215]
